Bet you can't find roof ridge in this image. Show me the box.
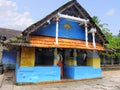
[0,27,21,31]
[23,0,78,35]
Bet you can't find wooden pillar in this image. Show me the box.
[17,50,21,67]
[103,55,106,66]
[118,58,120,65]
[54,48,58,66]
[73,49,77,66]
[119,58,120,65]
[111,58,114,66]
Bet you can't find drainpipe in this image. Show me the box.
[55,17,59,45]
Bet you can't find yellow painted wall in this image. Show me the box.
[87,57,100,68]
[65,57,77,66]
[21,47,35,67]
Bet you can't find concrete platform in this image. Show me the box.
[0,70,120,90]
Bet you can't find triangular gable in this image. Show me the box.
[31,18,93,41]
[23,0,107,44]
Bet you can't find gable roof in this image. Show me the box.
[0,27,22,40]
[23,0,107,44]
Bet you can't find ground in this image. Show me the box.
[0,70,120,90]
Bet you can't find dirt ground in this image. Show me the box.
[0,70,120,90]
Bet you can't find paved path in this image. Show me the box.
[0,70,14,90]
[0,70,120,90]
[0,74,4,88]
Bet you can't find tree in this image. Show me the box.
[92,16,108,30]
[92,16,112,40]
[92,16,120,58]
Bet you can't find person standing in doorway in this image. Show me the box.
[57,52,63,78]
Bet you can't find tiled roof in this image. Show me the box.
[0,27,22,40]
[8,36,104,51]
[30,36,104,50]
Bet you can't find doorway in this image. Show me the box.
[35,48,54,66]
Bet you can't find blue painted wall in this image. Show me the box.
[16,64,60,83]
[64,66,102,79]
[2,49,17,65]
[31,18,92,41]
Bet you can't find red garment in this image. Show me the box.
[57,60,63,78]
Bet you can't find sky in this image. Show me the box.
[0,0,120,35]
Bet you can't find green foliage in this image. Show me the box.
[16,35,24,40]
[92,16,108,31]
[92,16,120,57]
[101,52,115,58]
[106,36,120,49]
[9,39,17,43]
[92,16,101,26]
[9,35,29,43]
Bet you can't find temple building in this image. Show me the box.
[1,0,108,83]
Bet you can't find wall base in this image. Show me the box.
[16,64,60,83]
[64,66,102,79]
